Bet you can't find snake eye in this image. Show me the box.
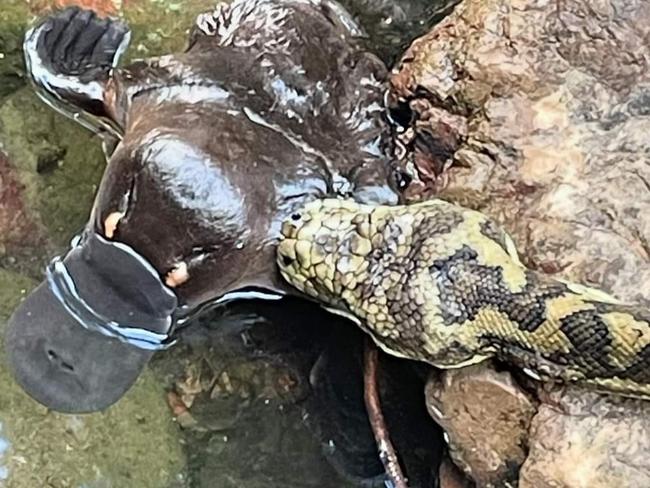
[291,213,301,221]
[281,255,294,266]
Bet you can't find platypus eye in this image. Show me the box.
[393,169,412,191]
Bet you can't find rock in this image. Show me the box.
[425,364,537,487]
[390,0,650,307]
[520,388,650,487]
[393,0,650,486]
[425,364,650,488]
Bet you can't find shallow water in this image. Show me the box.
[0,0,450,486]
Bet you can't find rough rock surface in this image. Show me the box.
[392,0,650,486]
[426,364,650,487]
[391,0,650,306]
[425,364,536,487]
[520,388,650,488]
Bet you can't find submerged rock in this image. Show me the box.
[155,298,444,487]
[391,0,650,485]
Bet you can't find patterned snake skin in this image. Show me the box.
[276,198,650,399]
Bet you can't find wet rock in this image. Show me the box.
[390,0,650,307]
[424,365,650,487]
[425,364,536,487]
[520,388,650,488]
[392,0,650,485]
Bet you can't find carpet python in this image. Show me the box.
[276,198,650,399]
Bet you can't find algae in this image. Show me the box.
[0,365,186,488]
[0,269,35,324]
[0,88,106,254]
[0,1,29,103]
[124,0,218,58]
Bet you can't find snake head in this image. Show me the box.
[276,198,376,311]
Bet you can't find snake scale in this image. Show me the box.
[276,198,650,399]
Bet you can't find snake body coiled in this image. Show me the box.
[277,198,650,399]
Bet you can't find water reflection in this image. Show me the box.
[162,297,442,487]
[163,299,374,487]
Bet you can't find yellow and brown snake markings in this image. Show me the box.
[277,198,650,399]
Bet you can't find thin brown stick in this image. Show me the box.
[363,339,409,488]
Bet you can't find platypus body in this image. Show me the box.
[6,0,400,412]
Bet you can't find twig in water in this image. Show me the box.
[363,339,409,488]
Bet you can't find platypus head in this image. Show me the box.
[5,111,308,412]
[6,233,177,412]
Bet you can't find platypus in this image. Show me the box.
[5,1,401,413]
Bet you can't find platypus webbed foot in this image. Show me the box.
[24,6,130,129]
